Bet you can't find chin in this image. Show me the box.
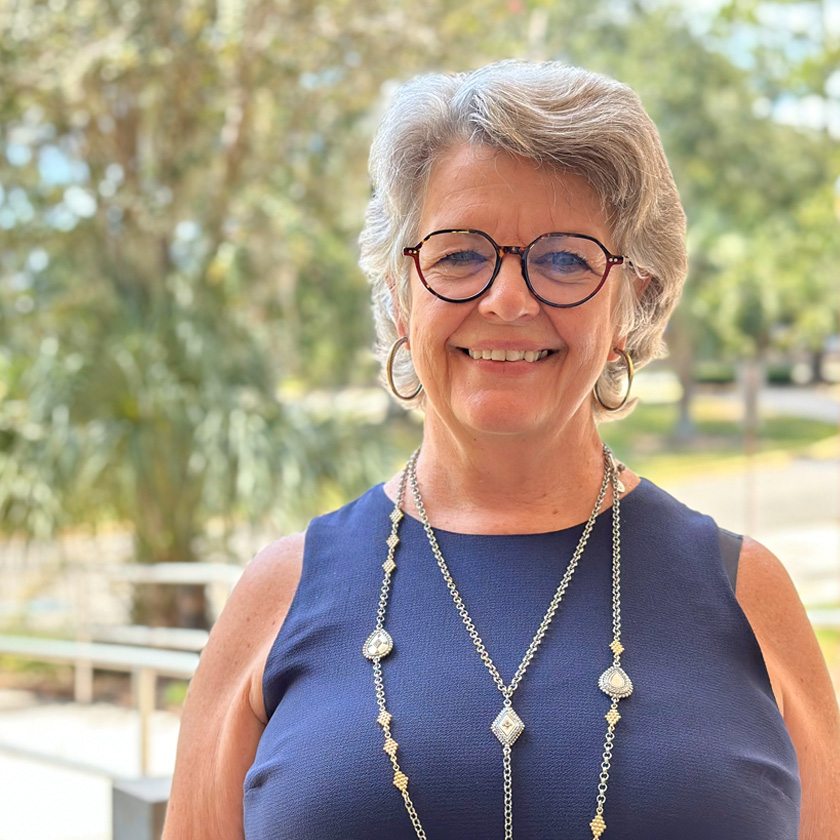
[448,381,601,439]
[450,393,564,439]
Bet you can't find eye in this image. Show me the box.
[438,249,489,266]
[418,232,497,281]
[424,248,493,280]
[551,251,589,270]
[531,249,595,279]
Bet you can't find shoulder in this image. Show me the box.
[734,536,821,717]
[235,532,306,626]
[212,532,304,649]
[736,537,840,837]
[163,532,306,839]
[181,532,305,725]
[222,533,306,720]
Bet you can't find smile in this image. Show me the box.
[462,348,553,362]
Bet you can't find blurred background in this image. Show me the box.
[1,0,839,837]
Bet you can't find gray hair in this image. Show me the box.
[358,60,687,420]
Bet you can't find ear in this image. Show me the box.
[633,269,652,299]
[607,339,627,364]
[605,263,648,363]
[386,275,409,339]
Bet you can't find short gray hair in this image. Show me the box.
[358,60,687,420]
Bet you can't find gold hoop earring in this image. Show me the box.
[594,348,635,412]
[386,336,423,401]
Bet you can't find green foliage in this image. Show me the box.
[562,4,838,363]
[0,0,419,557]
[601,398,837,480]
[1,0,838,581]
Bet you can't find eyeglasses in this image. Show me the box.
[403,229,625,308]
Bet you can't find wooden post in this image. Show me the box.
[74,659,94,704]
[132,668,157,776]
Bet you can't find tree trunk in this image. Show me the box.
[740,351,765,536]
[741,354,763,456]
[668,311,696,440]
[129,423,209,629]
[677,373,696,441]
[131,582,209,630]
[810,347,825,384]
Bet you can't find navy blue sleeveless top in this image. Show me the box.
[244,479,800,839]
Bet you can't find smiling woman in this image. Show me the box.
[163,61,840,840]
[392,148,627,444]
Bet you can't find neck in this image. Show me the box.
[400,414,611,534]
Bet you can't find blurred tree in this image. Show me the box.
[1,0,838,629]
[0,0,563,624]
[712,0,840,376]
[0,0,419,624]
[532,2,838,434]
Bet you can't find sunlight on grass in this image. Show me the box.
[815,627,840,695]
[600,395,837,484]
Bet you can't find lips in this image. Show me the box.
[461,348,554,362]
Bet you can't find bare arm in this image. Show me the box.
[736,536,840,840]
[162,533,305,840]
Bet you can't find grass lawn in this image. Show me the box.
[815,627,840,695]
[600,396,837,484]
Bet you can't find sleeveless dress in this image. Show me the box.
[243,479,800,839]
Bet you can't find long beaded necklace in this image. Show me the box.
[362,444,633,839]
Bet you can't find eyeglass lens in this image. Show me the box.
[416,231,610,306]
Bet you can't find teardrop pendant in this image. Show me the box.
[598,664,633,698]
[363,628,394,660]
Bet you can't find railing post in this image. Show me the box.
[74,658,94,703]
[132,668,157,776]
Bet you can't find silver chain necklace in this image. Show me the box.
[363,444,632,839]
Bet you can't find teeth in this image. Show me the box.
[467,349,550,362]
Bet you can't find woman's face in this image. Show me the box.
[400,143,624,443]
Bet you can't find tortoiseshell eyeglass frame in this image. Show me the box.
[403,229,626,308]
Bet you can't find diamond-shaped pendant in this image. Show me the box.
[491,706,525,746]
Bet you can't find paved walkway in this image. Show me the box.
[0,692,179,840]
[665,453,840,604]
[736,382,839,425]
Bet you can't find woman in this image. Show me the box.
[163,61,840,839]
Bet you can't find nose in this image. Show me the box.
[476,251,541,322]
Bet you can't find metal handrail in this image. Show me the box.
[0,634,198,776]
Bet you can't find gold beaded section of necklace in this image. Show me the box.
[362,444,632,840]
